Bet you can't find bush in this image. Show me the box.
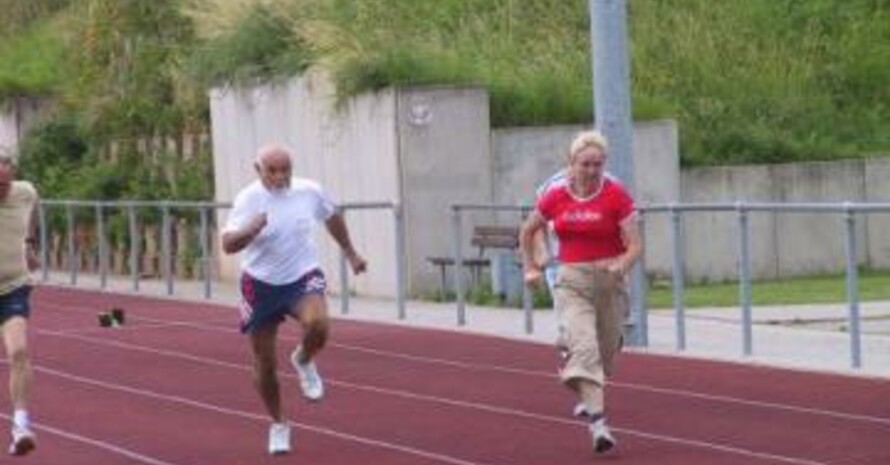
[17,115,89,197]
[188,4,312,87]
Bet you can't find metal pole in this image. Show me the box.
[453,207,466,326]
[631,211,648,346]
[843,207,862,368]
[670,207,686,350]
[394,204,407,320]
[199,207,211,299]
[522,282,533,334]
[339,208,350,315]
[66,203,76,285]
[521,206,534,334]
[737,204,753,355]
[96,204,108,289]
[38,203,48,282]
[589,0,640,344]
[161,204,173,295]
[128,205,139,292]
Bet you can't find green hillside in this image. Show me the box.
[187,0,890,166]
[0,0,887,198]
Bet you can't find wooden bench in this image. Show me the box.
[427,225,520,296]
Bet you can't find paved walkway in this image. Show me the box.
[41,272,890,378]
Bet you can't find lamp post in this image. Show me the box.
[589,0,646,345]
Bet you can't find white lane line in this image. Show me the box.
[0,412,183,465]
[36,329,838,465]
[25,363,494,465]
[37,301,890,426]
[46,321,187,336]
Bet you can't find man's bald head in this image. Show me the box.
[254,144,293,193]
[255,144,292,169]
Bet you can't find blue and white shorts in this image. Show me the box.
[238,269,327,334]
[0,285,32,325]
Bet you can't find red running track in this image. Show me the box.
[1,286,887,465]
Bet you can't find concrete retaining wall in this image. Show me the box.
[208,73,890,294]
[678,158,890,281]
[209,74,492,296]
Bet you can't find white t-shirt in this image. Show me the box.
[223,178,335,285]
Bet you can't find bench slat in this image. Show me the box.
[426,257,490,266]
[471,225,519,249]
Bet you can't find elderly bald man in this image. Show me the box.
[0,151,39,456]
[221,144,367,455]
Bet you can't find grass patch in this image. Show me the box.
[3,0,889,171]
[180,0,890,164]
[647,269,890,309]
[0,16,70,100]
[422,269,890,310]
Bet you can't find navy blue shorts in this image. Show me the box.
[0,285,32,325]
[238,269,326,334]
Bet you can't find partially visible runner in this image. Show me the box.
[0,151,39,456]
[532,168,568,293]
[221,144,367,455]
[520,130,642,454]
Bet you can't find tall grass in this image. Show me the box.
[182,0,888,164]
[631,0,890,165]
[0,0,72,36]
[2,0,888,165]
[186,0,599,125]
[0,15,70,100]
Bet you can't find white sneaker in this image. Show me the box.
[267,422,291,455]
[572,403,591,419]
[290,346,324,401]
[589,418,616,453]
[8,425,36,456]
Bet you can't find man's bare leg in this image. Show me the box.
[289,294,329,401]
[249,325,282,422]
[4,316,35,455]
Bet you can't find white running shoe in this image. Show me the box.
[267,422,291,455]
[290,346,324,401]
[8,425,36,456]
[572,402,591,419]
[589,418,616,453]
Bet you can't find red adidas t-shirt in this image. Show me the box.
[536,178,635,263]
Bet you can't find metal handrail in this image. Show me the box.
[36,199,406,318]
[446,200,890,368]
[36,197,888,369]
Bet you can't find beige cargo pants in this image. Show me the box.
[553,263,628,413]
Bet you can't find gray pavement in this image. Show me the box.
[40,272,890,379]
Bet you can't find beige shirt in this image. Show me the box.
[0,181,37,295]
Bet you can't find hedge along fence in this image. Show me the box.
[39,200,227,287]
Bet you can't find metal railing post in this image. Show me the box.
[199,207,211,299]
[737,203,753,356]
[128,204,140,292]
[394,203,407,320]
[669,206,686,350]
[339,207,350,315]
[96,203,108,289]
[629,211,648,346]
[453,207,466,326]
[161,203,173,295]
[522,282,533,335]
[66,203,77,285]
[522,206,534,335]
[843,206,862,368]
[38,203,48,282]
